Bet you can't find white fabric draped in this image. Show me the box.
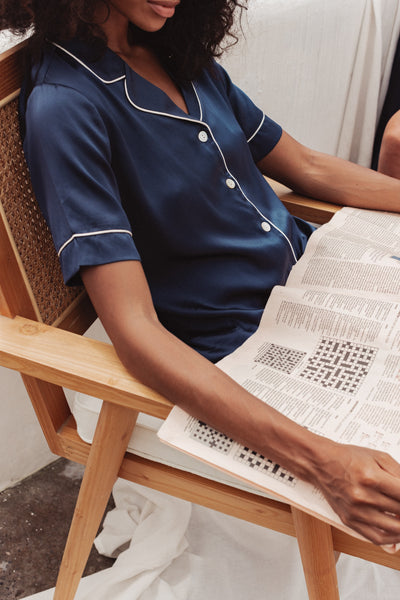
[24,479,400,600]
[220,0,400,166]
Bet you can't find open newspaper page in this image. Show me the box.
[158,207,400,541]
[286,206,400,297]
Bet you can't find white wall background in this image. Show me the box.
[0,368,55,491]
[220,0,400,166]
[1,0,400,492]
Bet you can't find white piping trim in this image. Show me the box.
[58,229,133,257]
[51,42,126,84]
[124,79,204,124]
[204,130,299,264]
[247,114,265,143]
[53,42,203,120]
[191,82,203,121]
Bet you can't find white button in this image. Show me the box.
[226,178,236,189]
[261,221,271,232]
[198,131,208,142]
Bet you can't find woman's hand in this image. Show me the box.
[312,441,400,545]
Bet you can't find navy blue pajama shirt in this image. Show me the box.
[22,39,314,362]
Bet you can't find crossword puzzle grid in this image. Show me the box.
[299,337,377,394]
[254,342,306,374]
[189,421,297,486]
[190,421,234,453]
[234,448,297,487]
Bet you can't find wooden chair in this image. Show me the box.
[1,41,399,600]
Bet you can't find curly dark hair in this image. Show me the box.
[0,0,247,81]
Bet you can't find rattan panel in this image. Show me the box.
[0,98,83,324]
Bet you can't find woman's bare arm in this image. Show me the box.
[82,260,400,546]
[258,131,400,213]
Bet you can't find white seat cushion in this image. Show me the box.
[69,388,273,499]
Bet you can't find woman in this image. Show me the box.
[3,0,400,547]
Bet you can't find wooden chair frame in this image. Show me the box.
[1,41,399,600]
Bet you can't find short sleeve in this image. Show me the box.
[215,63,282,163]
[23,83,140,285]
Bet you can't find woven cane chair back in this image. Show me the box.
[0,42,95,332]
[0,97,86,324]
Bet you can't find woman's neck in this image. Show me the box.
[96,2,131,55]
[117,45,189,114]
[95,4,188,114]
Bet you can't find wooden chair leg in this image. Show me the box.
[53,402,138,600]
[292,507,340,600]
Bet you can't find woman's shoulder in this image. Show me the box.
[24,40,121,128]
[29,39,124,100]
[195,59,238,100]
[23,51,107,139]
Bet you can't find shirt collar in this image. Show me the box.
[51,39,126,83]
[52,39,202,121]
[124,67,201,119]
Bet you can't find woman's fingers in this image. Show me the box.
[316,445,400,544]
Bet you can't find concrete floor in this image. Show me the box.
[0,458,115,599]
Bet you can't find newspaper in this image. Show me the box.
[158,207,400,542]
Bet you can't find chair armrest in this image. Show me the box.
[0,315,172,419]
[268,179,340,225]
